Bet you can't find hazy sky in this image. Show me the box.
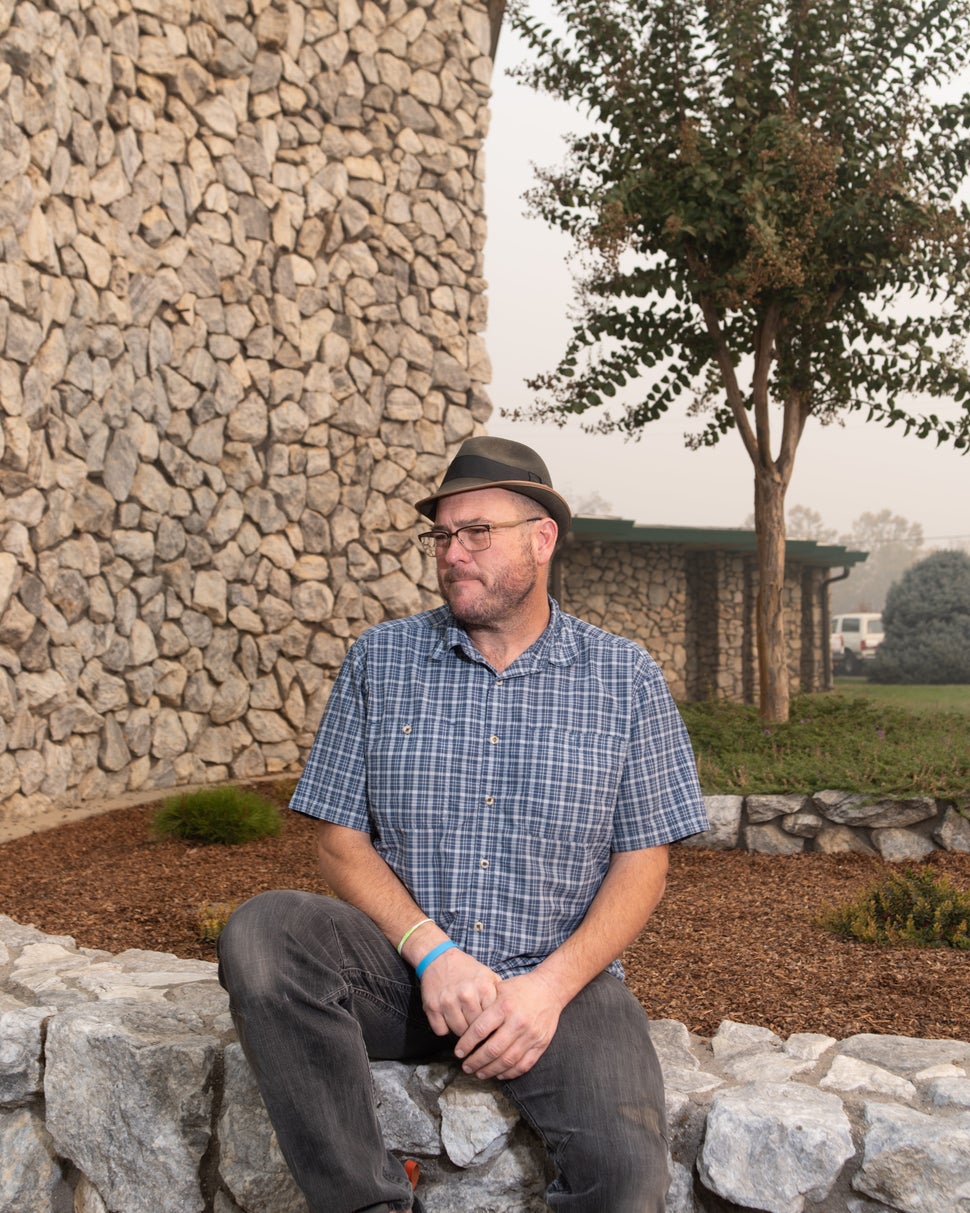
[480,15,970,548]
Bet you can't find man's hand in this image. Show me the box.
[453,969,567,1081]
[419,947,502,1038]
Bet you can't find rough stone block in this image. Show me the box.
[700,1081,854,1213]
[679,795,742,850]
[45,1002,219,1213]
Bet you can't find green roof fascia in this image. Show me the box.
[569,516,869,568]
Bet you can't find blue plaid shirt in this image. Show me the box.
[290,600,708,979]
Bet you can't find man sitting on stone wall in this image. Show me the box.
[217,436,709,1212]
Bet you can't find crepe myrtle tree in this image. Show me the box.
[506,0,970,722]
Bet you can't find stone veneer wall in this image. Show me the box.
[560,540,827,705]
[0,0,496,833]
[4,835,970,1213]
[559,539,691,699]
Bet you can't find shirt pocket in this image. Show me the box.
[366,713,477,831]
[503,725,627,847]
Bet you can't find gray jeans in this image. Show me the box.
[217,891,669,1213]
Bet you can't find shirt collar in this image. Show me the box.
[429,598,579,671]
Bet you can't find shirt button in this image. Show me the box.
[402,724,412,735]
[473,921,484,932]
[484,796,494,805]
[489,735,499,744]
[480,858,489,869]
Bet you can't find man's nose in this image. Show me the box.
[440,532,469,562]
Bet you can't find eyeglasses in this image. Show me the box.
[417,517,544,556]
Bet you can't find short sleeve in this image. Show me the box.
[611,656,709,850]
[288,641,371,831]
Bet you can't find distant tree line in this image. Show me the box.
[743,505,970,613]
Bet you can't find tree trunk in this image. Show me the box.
[754,468,790,724]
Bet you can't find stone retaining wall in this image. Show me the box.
[690,790,970,862]
[3,911,969,1213]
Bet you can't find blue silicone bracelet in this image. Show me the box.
[415,940,457,979]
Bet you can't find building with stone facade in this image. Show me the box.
[0,0,863,833]
[559,518,867,704]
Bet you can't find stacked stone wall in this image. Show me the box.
[563,541,824,704]
[689,789,970,862]
[0,0,494,833]
[560,539,690,699]
[798,564,828,693]
[683,550,718,700]
[4,871,970,1213]
[707,550,747,700]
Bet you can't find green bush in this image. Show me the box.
[818,866,970,949]
[871,549,970,683]
[153,786,282,845]
[679,693,970,797]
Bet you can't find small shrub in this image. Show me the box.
[153,785,282,845]
[197,900,239,943]
[818,866,970,949]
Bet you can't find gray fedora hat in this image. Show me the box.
[415,436,572,536]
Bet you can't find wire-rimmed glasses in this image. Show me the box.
[417,517,544,556]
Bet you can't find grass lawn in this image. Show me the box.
[833,678,970,716]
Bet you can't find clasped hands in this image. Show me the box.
[420,946,564,1081]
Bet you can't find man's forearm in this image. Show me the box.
[316,821,446,959]
[316,820,503,1036]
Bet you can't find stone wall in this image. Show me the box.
[799,564,828,694]
[0,0,495,835]
[3,796,968,1208]
[688,790,970,862]
[559,540,690,699]
[559,540,828,705]
[4,910,970,1213]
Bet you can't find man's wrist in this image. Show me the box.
[415,939,458,979]
[397,917,433,955]
[527,954,584,1010]
[399,919,446,966]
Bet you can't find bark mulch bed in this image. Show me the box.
[2,788,968,1043]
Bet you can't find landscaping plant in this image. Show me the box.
[680,693,970,798]
[870,550,970,684]
[197,901,239,943]
[153,785,282,845]
[818,866,970,949]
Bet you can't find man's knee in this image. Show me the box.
[217,889,336,996]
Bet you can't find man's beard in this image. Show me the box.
[440,556,539,631]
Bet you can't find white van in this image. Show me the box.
[831,613,884,675]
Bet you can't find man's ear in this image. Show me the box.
[534,516,559,566]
